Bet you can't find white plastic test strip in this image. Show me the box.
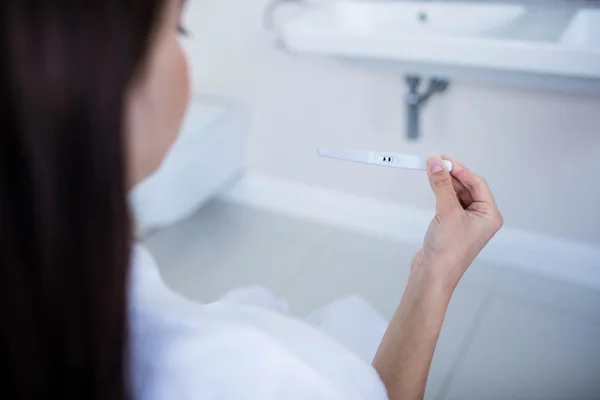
[317,147,453,172]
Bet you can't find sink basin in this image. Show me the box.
[280,1,600,89]
[560,9,600,47]
[333,2,526,38]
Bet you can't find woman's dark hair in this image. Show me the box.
[0,1,166,398]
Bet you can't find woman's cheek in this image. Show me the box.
[174,42,190,133]
[164,39,190,153]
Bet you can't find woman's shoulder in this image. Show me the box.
[128,244,388,400]
[128,246,342,399]
[133,319,345,400]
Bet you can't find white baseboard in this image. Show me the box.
[221,173,600,290]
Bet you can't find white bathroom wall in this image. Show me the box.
[182,0,600,246]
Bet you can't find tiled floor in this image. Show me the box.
[144,200,600,400]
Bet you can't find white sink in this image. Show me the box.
[280,1,600,91]
[560,9,600,47]
[332,2,526,38]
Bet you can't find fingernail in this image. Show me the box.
[429,156,444,174]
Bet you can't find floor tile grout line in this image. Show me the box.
[434,281,501,400]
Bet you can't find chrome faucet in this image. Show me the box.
[405,76,449,140]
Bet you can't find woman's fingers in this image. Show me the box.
[451,176,474,209]
[427,155,461,216]
[443,156,497,206]
[442,156,475,207]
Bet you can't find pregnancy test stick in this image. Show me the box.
[317,147,453,172]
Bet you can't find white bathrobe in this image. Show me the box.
[129,245,390,400]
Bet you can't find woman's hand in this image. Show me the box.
[373,156,502,400]
[412,155,504,292]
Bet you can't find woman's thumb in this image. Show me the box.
[427,155,460,215]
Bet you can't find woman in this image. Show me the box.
[0,0,503,399]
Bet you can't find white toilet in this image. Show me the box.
[130,97,246,237]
